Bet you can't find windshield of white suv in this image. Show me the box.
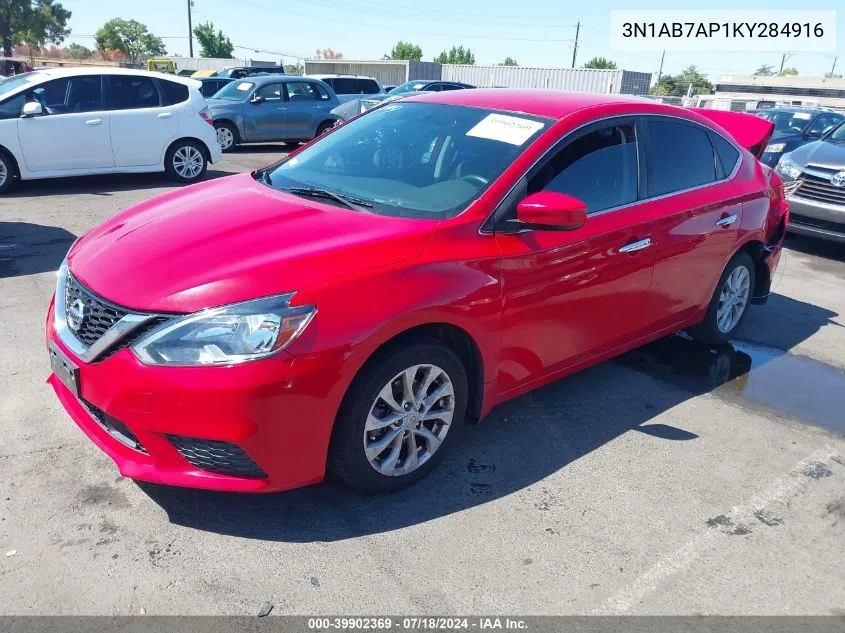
[212,80,256,100]
[261,102,550,219]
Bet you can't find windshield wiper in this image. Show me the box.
[282,186,374,211]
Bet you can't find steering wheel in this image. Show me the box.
[460,174,489,188]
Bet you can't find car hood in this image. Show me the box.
[67,174,437,313]
[770,130,800,142]
[789,139,845,168]
[207,98,243,110]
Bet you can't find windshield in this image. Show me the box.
[0,72,37,99]
[262,102,550,219]
[757,110,812,133]
[388,81,428,96]
[212,80,255,100]
[827,120,845,142]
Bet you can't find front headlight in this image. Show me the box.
[132,293,316,366]
[764,143,786,154]
[776,153,802,179]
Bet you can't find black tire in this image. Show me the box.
[164,140,208,184]
[329,336,468,494]
[315,120,335,138]
[214,121,239,152]
[688,251,756,345]
[0,150,15,195]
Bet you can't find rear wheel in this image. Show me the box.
[315,120,335,138]
[329,337,468,494]
[0,151,14,194]
[214,122,238,152]
[165,140,208,183]
[688,252,756,344]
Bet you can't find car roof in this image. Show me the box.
[764,107,839,115]
[308,74,378,80]
[403,89,667,120]
[27,66,201,87]
[245,74,310,84]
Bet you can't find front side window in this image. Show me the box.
[32,76,103,114]
[262,102,550,219]
[286,82,317,102]
[529,124,638,215]
[646,119,716,196]
[256,83,282,102]
[107,75,159,110]
[808,114,842,136]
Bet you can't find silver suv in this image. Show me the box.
[776,120,845,243]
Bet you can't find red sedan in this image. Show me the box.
[46,90,787,494]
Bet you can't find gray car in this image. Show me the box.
[207,75,340,151]
[776,120,845,244]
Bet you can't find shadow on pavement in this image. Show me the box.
[0,222,77,278]
[138,293,842,542]
[784,234,845,264]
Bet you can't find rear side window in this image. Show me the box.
[286,82,318,102]
[646,119,716,196]
[358,79,380,94]
[332,78,359,94]
[708,132,740,178]
[159,80,189,105]
[107,75,161,110]
[530,123,639,214]
[311,82,330,101]
[320,78,335,90]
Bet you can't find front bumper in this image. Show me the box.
[46,297,342,493]
[786,196,845,244]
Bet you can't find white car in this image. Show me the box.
[305,74,387,104]
[0,67,222,194]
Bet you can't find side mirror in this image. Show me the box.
[21,101,43,117]
[250,95,265,104]
[515,191,587,231]
[805,129,822,139]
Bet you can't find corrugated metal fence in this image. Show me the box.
[442,66,651,94]
[304,60,440,86]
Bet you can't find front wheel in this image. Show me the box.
[0,151,14,194]
[329,337,468,494]
[165,140,208,183]
[688,252,756,345]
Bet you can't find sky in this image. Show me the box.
[57,0,842,81]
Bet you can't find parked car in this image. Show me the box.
[215,66,286,79]
[0,58,32,77]
[775,120,845,243]
[756,107,844,167]
[207,75,339,151]
[0,68,221,194]
[46,90,786,494]
[196,76,235,99]
[388,80,475,95]
[306,74,386,103]
[383,85,396,93]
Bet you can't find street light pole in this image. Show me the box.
[187,0,194,57]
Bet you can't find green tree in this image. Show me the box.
[193,21,233,58]
[434,45,475,65]
[778,67,798,76]
[0,0,70,58]
[386,41,422,61]
[502,56,518,66]
[284,63,303,75]
[754,64,775,76]
[583,56,616,69]
[94,18,165,63]
[68,42,91,58]
[653,65,713,97]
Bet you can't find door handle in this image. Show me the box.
[85,119,102,126]
[619,238,652,253]
[715,214,738,227]
[157,112,172,119]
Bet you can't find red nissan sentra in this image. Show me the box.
[46,90,786,494]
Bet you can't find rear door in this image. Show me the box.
[106,74,179,167]
[644,116,744,328]
[17,75,114,172]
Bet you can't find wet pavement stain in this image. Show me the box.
[616,335,845,436]
[706,514,753,536]
[467,459,496,474]
[753,509,784,526]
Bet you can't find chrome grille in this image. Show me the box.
[64,273,128,346]
[795,169,845,206]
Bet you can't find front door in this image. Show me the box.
[243,82,286,141]
[495,119,657,395]
[283,81,321,140]
[17,75,113,172]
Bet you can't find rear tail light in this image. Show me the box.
[199,108,213,125]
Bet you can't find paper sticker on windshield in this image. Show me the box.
[236,82,252,91]
[792,112,812,120]
[466,114,545,146]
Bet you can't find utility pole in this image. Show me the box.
[779,52,793,74]
[571,21,580,69]
[656,50,665,84]
[830,56,838,78]
[187,0,194,57]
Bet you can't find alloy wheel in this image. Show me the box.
[173,146,205,179]
[0,158,7,188]
[216,126,234,150]
[363,364,455,477]
[716,265,751,333]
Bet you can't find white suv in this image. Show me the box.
[0,67,222,194]
[306,74,386,104]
